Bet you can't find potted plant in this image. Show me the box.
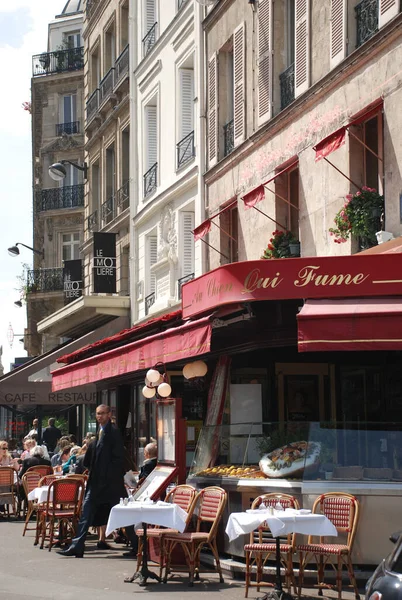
[329,186,384,248]
[261,230,300,259]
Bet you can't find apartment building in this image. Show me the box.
[131,0,205,322]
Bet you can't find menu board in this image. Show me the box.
[131,465,178,501]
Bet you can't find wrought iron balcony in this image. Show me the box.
[178,273,194,300]
[86,0,99,20]
[116,180,129,212]
[279,63,295,111]
[355,0,378,48]
[101,195,116,225]
[86,89,99,123]
[143,163,158,199]
[223,119,234,157]
[32,47,84,77]
[88,210,98,232]
[143,23,158,57]
[56,121,80,136]
[177,131,195,169]
[38,184,85,212]
[26,268,64,294]
[145,292,156,315]
[99,68,115,106]
[115,45,129,86]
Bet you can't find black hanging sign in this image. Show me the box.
[93,232,117,293]
[63,259,83,303]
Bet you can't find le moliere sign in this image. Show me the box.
[182,255,402,319]
[63,259,83,303]
[93,232,116,293]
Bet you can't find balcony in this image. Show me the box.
[116,180,129,212]
[38,184,85,212]
[99,67,115,109]
[279,63,295,111]
[114,45,129,88]
[355,0,378,47]
[223,119,234,157]
[144,163,157,199]
[32,47,84,77]
[178,273,194,300]
[56,121,80,136]
[88,210,98,232]
[27,268,63,294]
[143,23,158,57]
[145,292,156,315]
[178,0,188,8]
[177,131,195,169]
[86,89,99,124]
[101,195,116,226]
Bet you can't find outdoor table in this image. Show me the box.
[28,485,51,504]
[226,508,337,600]
[106,500,188,586]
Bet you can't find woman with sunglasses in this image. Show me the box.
[0,441,19,471]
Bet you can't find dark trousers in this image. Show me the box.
[125,525,139,553]
[71,487,94,551]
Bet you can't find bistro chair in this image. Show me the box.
[0,466,19,517]
[38,475,57,487]
[38,478,85,551]
[245,493,300,597]
[21,471,41,536]
[163,486,227,586]
[26,465,53,477]
[135,484,197,579]
[297,492,360,600]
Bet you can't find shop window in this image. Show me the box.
[135,385,156,468]
[275,164,299,237]
[220,204,238,265]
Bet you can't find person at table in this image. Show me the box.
[62,445,81,475]
[19,445,51,479]
[58,404,125,558]
[20,437,37,461]
[27,419,38,438]
[42,418,62,454]
[51,437,73,467]
[0,440,19,471]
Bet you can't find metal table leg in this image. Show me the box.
[261,537,293,600]
[124,523,161,586]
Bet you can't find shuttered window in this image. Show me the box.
[208,52,218,167]
[145,0,156,34]
[145,105,157,170]
[180,69,194,140]
[330,0,346,69]
[257,0,273,127]
[181,212,195,278]
[233,23,245,146]
[147,235,157,294]
[379,0,400,27]
[295,0,310,98]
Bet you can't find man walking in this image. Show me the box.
[58,404,126,557]
[42,418,62,453]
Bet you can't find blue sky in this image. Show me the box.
[0,1,61,372]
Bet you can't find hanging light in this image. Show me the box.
[142,385,156,398]
[146,368,161,383]
[157,382,172,398]
[183,362,196,379]
[191,360,208,377]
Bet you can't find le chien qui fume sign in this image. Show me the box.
[182,255,402,319]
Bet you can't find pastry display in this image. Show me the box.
[259,440,321,478]
[195,465,265,478]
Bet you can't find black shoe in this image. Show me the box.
[97,541,112,550]
[57,546,84,558]
[122,549,137,558]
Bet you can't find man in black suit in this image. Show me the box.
[58,404,126,557]
[42,418,62,453]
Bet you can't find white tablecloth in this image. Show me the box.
[27,486,51,504]
[106,501,188,537]
[226,508,338,542]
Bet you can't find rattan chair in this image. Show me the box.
[38,475,57,487]
[21,471,41,536]
[163,486,227,586]
[26,465,53,477]
[0,466,18,517]
[297,492,360,600]
[245,493,300,597]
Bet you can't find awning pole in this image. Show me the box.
[322,157,361,190]
[199,237,230,260]
[264,186,300,211]
[210,220,237,242]
[252,206,287,231]
[347,129,383,162]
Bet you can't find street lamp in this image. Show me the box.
[8,242,44,259]
[14,300,23,308]
[49,160,88,181]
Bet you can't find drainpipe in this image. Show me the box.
[129,5,139,324]
[195,1,207,275]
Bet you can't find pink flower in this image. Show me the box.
[355,191,361,196]
[345,194,353,201]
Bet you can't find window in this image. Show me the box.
[218,39,234,157]
[91,160,100,215]
[349,109,383,195]
[62,232,80,261]
[295,0,310,97]
[62,159,80,187]
[120,1,129,51]
[90,48,100,94]
[275,164,299,237]
[143,0,157,56]
[180,212,195,278]
[177,68,195,168]
[143,100,158,197]
[64,31,81,48]
[280,1,296,110]
[146,235,157,295]
[60,94,77,124]
[220,205,239,264]
[104,22,116,72]
[106,143,116,200]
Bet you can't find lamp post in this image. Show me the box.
[8,242,44,259]
[49,160,88,181]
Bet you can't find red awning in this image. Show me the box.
[193,200,237,241]
[314,127,346,162]
[349,97,383,127]
[242,159,299,209]
[298,297,402,352]
[52,316,212,391]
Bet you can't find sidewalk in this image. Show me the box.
[0,519,367,600]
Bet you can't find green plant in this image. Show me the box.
[329,187,384,246]
[261,230,299,259]
[41,415,68,435]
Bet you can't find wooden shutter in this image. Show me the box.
[257,0,273,127]
[233,22,245,146]
[145,0,156,33]
[181,212,195,278]
[379,0,400,27]
[330,0,346,69]
[295,0,310,98]
[145,105,157,169]
[208,52,218,167]
[180,69,194,139]
[148,236,157,294]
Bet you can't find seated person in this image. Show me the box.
[19,445,51,479]
[51,437,72,467]
[0,440,19,471]
[20,437,36,461]
[62,445,81,474]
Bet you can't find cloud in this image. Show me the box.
[0,8,33,49]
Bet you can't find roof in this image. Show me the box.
[358,236,402,254]
[57,0,83,17]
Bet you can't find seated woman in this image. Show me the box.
[19,445,51,479]
[62,445,81,475]
[0,440,19,471]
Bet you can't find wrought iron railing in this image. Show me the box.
[178,0,188,8]
[177,131,195,169]
[101,195,116,225]
[355,0,378,47]
[32,47,84,77]
[143,163,157,198]
[279,63,295,110]
[178,273,194,300]
[56,121,80,136]
[26,268,64,293]
[116,180,129,212]
[223,119,234,156]
[86,89,99,123]
[86,0,99,20]
[115,45,129,85]
[143,23,158,56]
[38,184,85,212]
[88,210,98,232]
[99,67,115,105]
[145,292,156,315]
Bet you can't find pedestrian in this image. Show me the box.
[57,404,126,557]
[42,418,62,453]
